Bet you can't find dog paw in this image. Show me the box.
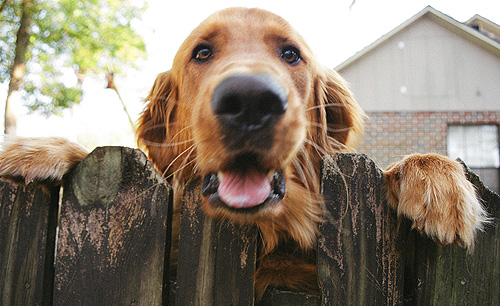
[384,153,488,250]
[0,137,88,184]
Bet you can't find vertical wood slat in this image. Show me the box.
[318,154,500,306]
[318,154,405,306]
[52,147,171,306]
[175,179,258,306]
[0,182,59,306]
[1,148,499,306]
[402,164,500,305]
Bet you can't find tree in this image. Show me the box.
[0,0,146,134]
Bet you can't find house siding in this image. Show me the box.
[340,15,500,112]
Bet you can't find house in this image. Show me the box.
[337,6,500,193]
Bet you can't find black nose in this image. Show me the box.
[211,74,288,131]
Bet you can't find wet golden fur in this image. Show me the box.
[0,8,487,298]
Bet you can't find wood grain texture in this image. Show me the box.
[318,153,404,306]
[0,182,59,306]
[318,154,500,306]
[402,162,500,306]
[1,149,498,306]
[175,178,258,306]
[257,289,321,306]
[52,147,171,306]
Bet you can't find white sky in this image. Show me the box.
[1,0,500,150]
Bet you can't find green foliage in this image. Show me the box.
[1,0,147,116]
[23,79,82,116]
[0,2,21,83]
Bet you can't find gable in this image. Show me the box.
[338,13,500,112]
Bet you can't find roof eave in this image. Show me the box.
[335,6,500,71]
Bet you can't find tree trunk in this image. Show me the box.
[0,0,13,15]
[4,0,34,135]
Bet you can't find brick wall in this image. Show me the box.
[358,111,500,168]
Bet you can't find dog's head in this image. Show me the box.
[137,8,364,228]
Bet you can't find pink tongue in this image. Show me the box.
[218,171,271,208]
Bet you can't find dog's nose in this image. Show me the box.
[211,74,288,131]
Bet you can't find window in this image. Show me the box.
[447,125,500,193]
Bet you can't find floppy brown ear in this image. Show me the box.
[311,67,365,152]
[136,71,192,179]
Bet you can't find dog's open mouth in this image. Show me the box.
[201,154,285,212]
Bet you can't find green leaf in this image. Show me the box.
[2,0,147,116]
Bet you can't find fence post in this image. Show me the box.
[175,179,258,306]
[402,163,500,305]
[52,147,172,306]
[318,153,500,306]
[318,154,404,305]
[0,182,59,306]
[2,149,498,306]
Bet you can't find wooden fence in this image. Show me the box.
[1,146,499,306]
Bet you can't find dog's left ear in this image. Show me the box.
[311,67,365,151]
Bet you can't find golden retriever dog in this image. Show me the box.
[0,7,488,299]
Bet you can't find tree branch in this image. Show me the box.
[107,72,135,128]
[0,0,12,15]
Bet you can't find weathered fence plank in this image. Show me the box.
[0,182,59,306]
[175,179,258,306]
[1,147,499,306]
[318,154,404,306]
[258,289,321,305]
[402,164,500,306]
[52,147,171,306]
[319,154,500,306]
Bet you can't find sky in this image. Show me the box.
[1,0,500,150]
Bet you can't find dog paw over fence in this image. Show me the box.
[1,147,499,306]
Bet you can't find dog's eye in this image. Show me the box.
[281,46,301,65]
[192,45,213,63]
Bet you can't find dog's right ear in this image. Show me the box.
[136,71,192,180]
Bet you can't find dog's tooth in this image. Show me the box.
[267,170,275,182]
[202,173,219,196]
[272,171,286,199]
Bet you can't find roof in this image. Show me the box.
[335,6,500,71]
[466,14,500,43]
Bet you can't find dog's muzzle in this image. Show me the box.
[204,73,288,211]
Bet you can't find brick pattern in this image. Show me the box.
[357,111,500,168]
